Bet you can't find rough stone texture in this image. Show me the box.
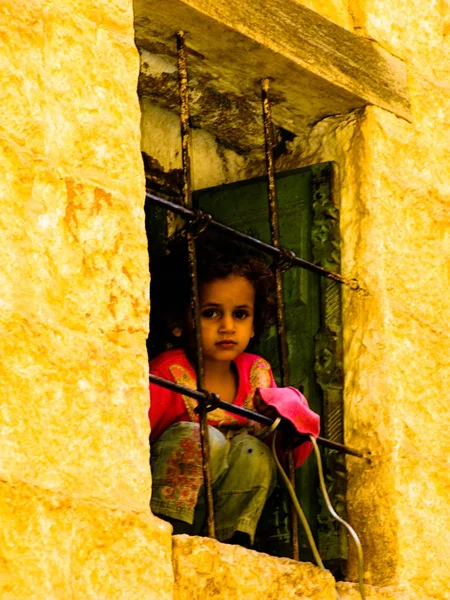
[344,105,449,596]
[348,0,450,69]
[274,4,450,596]
[172,535,337,600]
[0,480,172,599]
[2,0,449,597]
[140,99,248,190]
[293,0,354,31]
[277,107,449,596]
[138,49,265,155]
[0,0,173,597]
[337,582,407,600]
[135,0,410,156]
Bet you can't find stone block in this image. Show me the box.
[0,0,169,597]
[172,535,336,600]
[292,0,354,30]
[337,582,407,599]
[0,0,150,510]
[0,480,173,600]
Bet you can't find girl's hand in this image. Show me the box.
[254,390,307,450]
[253,389,278,419]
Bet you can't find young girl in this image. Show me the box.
[148,231,319,545]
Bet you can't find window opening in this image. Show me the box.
[146,31,368,598]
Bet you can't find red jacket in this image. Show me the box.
[149,348,319,467]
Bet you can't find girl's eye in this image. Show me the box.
[201,309,219,319]
[234,309,249,319]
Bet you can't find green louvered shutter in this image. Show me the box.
[193,162,347,568]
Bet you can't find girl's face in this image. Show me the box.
[198,274,255,365]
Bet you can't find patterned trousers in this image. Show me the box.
[150,421,277,543]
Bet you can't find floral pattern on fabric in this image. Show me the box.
[243,358,272,411]
[241,359,272,436]
[169,362,241,426]
[159,426,204,510]
[163,353,274,432]
[168,363,198,422]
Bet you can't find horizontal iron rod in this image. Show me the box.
[150,373,367,459]
[150,373,272,424]
[146,191,356,286]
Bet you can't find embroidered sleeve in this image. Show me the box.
[243,357,277,411]
[149,360,196,440]
[149,370,175,441]
[168,363,198,423]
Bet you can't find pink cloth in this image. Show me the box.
[255,387,320,468]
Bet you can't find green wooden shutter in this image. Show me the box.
[193,162,347,567]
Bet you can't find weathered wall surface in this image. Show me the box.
[172,536,337,600]
[172,536,413,600]
[143,1,449,596]
[2,0,448,597]
[140,98,248,190]
[0,1,173,597]
[141,1,450,594]
[277,3,450,597]
[293,0,354,30]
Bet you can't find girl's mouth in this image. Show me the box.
[216,340,237,349]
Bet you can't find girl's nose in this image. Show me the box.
[219,314,235,332]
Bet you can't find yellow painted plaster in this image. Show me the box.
[0,0,173,597]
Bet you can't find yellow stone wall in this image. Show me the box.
[0,1,172,597]
[280,1,450,597]
[293,0,354,30]
[1,0,449,598]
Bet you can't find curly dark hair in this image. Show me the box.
[149,230,276,358]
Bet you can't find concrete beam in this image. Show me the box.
[134,0,411,152]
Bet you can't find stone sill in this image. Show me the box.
[173,534,336,600]
[172,535,407,600]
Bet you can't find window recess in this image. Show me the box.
[135,0,411,158]
[138,11,386,592]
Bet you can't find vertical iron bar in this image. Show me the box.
[261,77,299,560]
[177,31,216,539]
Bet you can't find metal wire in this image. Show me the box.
[310,435,366,600]
[272,431,343,600]
[272,432,324,567]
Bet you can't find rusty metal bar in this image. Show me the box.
[176,31,216,539]
[150,373,369,459]
[145,192,360,290]
[261,79,289,384]
[261,77,299,561]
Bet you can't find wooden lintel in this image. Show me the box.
[134,0,411,149]
[178,0,411,120]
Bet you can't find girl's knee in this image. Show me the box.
[207,425,228,457]
[151,422,228,475]
[154,422,225,447]
[229,434,276,485]
[154,421,200,444]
